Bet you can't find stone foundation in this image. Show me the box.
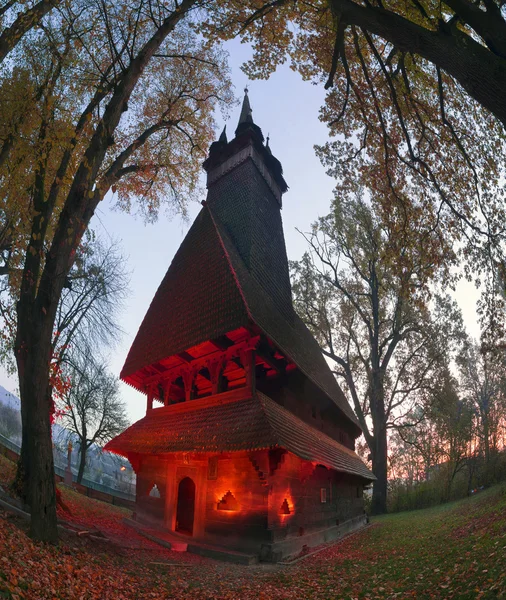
[260,514,369,562]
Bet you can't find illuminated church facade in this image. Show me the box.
[105,92,375,562]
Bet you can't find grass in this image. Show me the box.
[0,452,505,598]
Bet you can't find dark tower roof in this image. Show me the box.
[234,88,264,141]
[120,92,361,434]
[238,88,253,125]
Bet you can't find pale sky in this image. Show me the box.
[0,38,481,424]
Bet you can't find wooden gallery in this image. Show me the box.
[105,92,375,562]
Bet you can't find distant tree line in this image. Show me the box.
[386,344,506,512]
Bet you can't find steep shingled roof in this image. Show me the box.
[104,391,375,481]
[120,199,360,430]
[120,207,249,381]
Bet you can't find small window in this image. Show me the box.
[320,488,327,503]
[311,406,317,418]
[217,491,238,511]
[280,499,291,515]
[356,486,361,498]
[148,484,160,498]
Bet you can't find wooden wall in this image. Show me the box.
[204,451,269,549]
[132,449,366,554]
[266,451,365,543]
[257,371,357,450]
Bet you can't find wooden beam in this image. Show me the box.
[143,340,253,387]
[257,340,286,373]
[146,390,154,413]
[240,348,255,395]
[177,351,195,363]
[210,335,234,350]
[210,338,246,370]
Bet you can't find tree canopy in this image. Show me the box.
[0,0,235,542]
[215,0,506,322]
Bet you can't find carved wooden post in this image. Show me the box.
[181,369,194,402]
[146,389,154,413]
[240,347,256,395]
[163,382,171,406]
[208,357,224,395]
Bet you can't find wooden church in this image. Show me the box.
[105,91,375,562]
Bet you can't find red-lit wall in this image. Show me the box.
[204,451,270,550]
[265,451,365,543]
[132,448,365,554]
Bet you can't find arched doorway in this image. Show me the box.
[176,477,195,535]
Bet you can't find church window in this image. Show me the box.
[217,491,239,511]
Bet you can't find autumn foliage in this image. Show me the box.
[2,0,506,544]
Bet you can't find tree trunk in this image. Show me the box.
[15,320,58,543]
[329,0,506,128]
[369,360,388,515]
[446,461,459,501]
[371,425,388,514]
[483,416,490,466]
[0,0,61,66]
[77,440,86,484]
[14,247,60,543]
[482,414,492,483]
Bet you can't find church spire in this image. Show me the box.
[235,88,263,142]
[238,87,253,126]
[204,87,286,200]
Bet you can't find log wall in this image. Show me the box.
[204,451,269,549]
[266,451,365,543]
[257,371,357,450]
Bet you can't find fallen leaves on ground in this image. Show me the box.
[0,453,16,489]
[0,453,505,598]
